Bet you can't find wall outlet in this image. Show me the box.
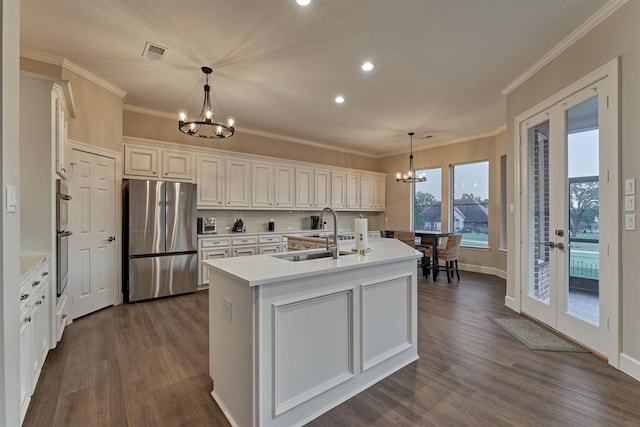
[223,298,232,321]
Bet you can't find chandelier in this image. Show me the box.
[396,132,426,183]
[178,66,235,139]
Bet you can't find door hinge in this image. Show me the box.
[606,96,609,109]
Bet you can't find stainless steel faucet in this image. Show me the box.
[320,207,339,259]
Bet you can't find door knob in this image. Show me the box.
[107,236,116,242]
[556,242,571,250]
[543,241,556,248]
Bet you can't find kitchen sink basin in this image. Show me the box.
[274,250,354,262]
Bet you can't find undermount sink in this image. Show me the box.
[274,250,354,262]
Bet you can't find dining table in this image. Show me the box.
[414,230,451,280]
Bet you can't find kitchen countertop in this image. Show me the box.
[203,238,421,287]
[198,229,343,238]
[20,253,49,281]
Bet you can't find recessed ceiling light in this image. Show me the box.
[296,0,311,6]
[335,96,345,104]
[361,62,374,71]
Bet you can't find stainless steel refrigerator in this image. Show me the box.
[123,179,197,302]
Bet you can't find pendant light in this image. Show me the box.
[396,132,426,183]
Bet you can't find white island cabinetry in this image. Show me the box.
[205,238,420,427]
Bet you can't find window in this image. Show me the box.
[414,168,441,231]
[451,161,489,247]
[500,155,507,250]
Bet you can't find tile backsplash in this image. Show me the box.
[197,209,384,234]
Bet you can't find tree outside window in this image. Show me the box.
[414,168,441,231]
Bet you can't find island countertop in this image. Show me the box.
[203,238,421,287]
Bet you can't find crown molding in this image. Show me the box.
[20,48,127,98]
[502,0,628,95]
[380,125,507,158]
[123,104,378,159]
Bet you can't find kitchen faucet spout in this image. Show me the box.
[320,207,339,259]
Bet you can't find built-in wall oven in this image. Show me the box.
[56,179,72,296]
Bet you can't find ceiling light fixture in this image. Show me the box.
[396,132,426,183]
[178,66,235,139]
[296,0,311,6]
[361,61,374,71]
[335,95,345,104]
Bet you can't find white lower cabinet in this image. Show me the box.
[19,258,52,425]
[232,235,259,257]
[198,237,232,286]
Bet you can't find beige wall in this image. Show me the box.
[20,58,123,153]
[378,132,507,275]
[124,110,379,172]
[506,1,640,361]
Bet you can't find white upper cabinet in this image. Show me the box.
[331,171,347,209]
[252,161,274,208]
[374,176,386,210]
[124,145,194,181]
[124,145,160,177]
[52,87,69,179]
[295,167,314,208]
[162,149,194,181]
[226,158,251,207]
[274,164,295,209]
[346,173,360,209]
[196,154,224,207]
[360,175,374,209]
[314,169,331,208]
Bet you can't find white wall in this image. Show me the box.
[1,0,23,424]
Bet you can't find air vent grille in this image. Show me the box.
[142,42,168,61]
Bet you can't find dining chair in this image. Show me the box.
[394,231,428,277]
[424,233,462,283]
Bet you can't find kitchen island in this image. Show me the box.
[204,238,421,427]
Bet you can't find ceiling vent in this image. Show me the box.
[142,42,168,61]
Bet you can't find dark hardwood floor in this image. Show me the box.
[24,273,640,426]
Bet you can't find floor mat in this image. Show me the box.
[489,317,589,352]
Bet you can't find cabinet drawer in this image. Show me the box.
[201,238,231,248]
[259,235,281,244]
[232,236,258,246]
[56,294,68,343]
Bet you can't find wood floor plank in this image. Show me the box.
[23,272,640,426]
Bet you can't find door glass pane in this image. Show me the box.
[415,168,442,231]
[527,121,551,303]
[566,97,599,325]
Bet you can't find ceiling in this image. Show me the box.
[20,0,609,157]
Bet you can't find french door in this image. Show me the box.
[519,61,618,361]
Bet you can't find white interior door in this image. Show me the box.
[519,63,618,360]
[69,148,116,319]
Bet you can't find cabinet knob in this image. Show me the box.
[42,271,49,277]
[32,280,41,287]
[36,300,42,306]
[25,316,31,323]
[62,314,67,319]
[42,295,46,300]
[20,293,29,301]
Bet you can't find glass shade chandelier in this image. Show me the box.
[396,132,426,183]
[178,66,235,139]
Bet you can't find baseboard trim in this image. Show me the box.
[458,263,506,279]
[504,295,519,312]
[620,353,640,382]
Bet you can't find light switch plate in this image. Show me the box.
[625,195,636,212]
[5,185,17,213]
[625,214,636,231]
[625,178,636,195]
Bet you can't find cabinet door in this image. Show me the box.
[274,165,295,209]
[200,247,230,285]
[34,281,50,369]
[314,169,331,208]
[20,307,32,424]
[196,155,225,207]
[346,174,360,209]
[295,167,314,208]
[373,176,386,210]
[226,159,251,207]
[258,244,281,254]
[360,175,374,209]
[124,145,160,177]
[252,161,274,208]
[52,88,67,179]
[29,292,42,389]
[331,171,347,209]
[162,149,194,181]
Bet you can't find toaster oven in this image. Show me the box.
[197,217,217,234]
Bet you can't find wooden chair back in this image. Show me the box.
[440,234,462,261]
[394,231,416,248]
